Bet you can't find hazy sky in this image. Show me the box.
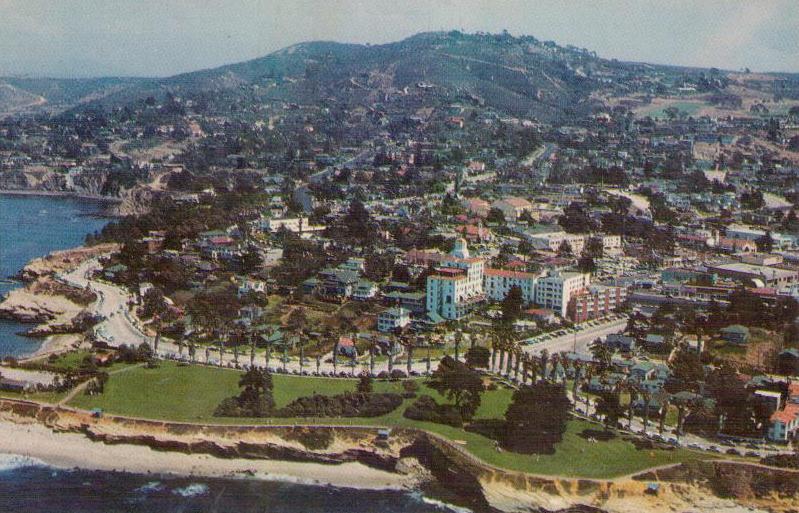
[1,0,797,78]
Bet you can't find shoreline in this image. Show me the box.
[0,416,416,491]
[0,188,122,203]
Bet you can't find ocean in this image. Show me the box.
[0,193,110,357]
[0,455,453,513]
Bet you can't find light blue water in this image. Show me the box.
[0,194,110,357]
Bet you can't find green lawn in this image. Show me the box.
[68,361,716,479]
[0,388,69,404]
[643,101,705,119]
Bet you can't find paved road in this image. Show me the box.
[59,259,152,348]
[521,317,628,357]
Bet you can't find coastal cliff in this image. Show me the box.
[0,167,159,215]
[0,245,115,339]
[0,398,795,513]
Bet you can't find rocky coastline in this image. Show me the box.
[0,398,795,513]
[0,244,116,349]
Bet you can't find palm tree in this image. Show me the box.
[658,392,671,435]
[626,380,639,430]
[641,387,652,433]
[386,335,393,374]
[540,349,550,382]
[402,332,414,375]
[299,340,305,375]
[425,341,432,375]
[369,340,376,376]
[261,326,274,370]
[490,337,498,372]
[454,328,463,362]
[333,336,340,374]
[249,333,257,368]
[571,362,582,410]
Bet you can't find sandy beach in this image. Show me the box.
[0,417,416,490]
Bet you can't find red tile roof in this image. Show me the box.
[485,268,538,279]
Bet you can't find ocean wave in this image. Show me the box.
[172,483,209,497]
[0,453,49,472]
[135,481,165,493]
[408,491,473,513]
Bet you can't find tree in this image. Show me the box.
[755,231,774,253]
[668,348,705,393]
[501,286,524,323]
[427,356,483,420]
[577,254,596,274]
[216,367,275,417]
[357,374,374,394]
[557,240,573,257]
[595,386,624,430]
[503,382,570,454]
[559,202,596,234]
[486,208,505,224]
[465,345,491,369]
[239,249,263,274]
[590,340,614,373]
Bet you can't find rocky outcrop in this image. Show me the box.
[0,278,94,336]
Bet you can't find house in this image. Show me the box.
[491,197,533,221]
[0,378,35,393]
[605,334,636,353]
[336,336,358,358]
[643,334,667,350]
[382,290,426,314]
[318,268,360,298]
[778,348,799,376]
[462,198,491,218]
[238,277,267,298]
[768,383,799,442]
[629,361,657,381]
[103,263,128,280]
[352,280,378,301]
[524,308,557,324]
[377,307,411,333]
[720,324,750,345]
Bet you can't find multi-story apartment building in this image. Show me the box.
[483,268,538,304]
[534,270,590,317]
[567,284,627,322]
[527,231,586,254]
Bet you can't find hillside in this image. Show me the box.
[1,32,625,121]
[0,77,146,117]
[4,31,796,122]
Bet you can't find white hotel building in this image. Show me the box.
[426,239,486,320]
[427,240,592,320]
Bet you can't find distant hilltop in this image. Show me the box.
[5,30,796,121]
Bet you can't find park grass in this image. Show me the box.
[643,101,705,119]
[0,388,69,404]
[68,361,717,479]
